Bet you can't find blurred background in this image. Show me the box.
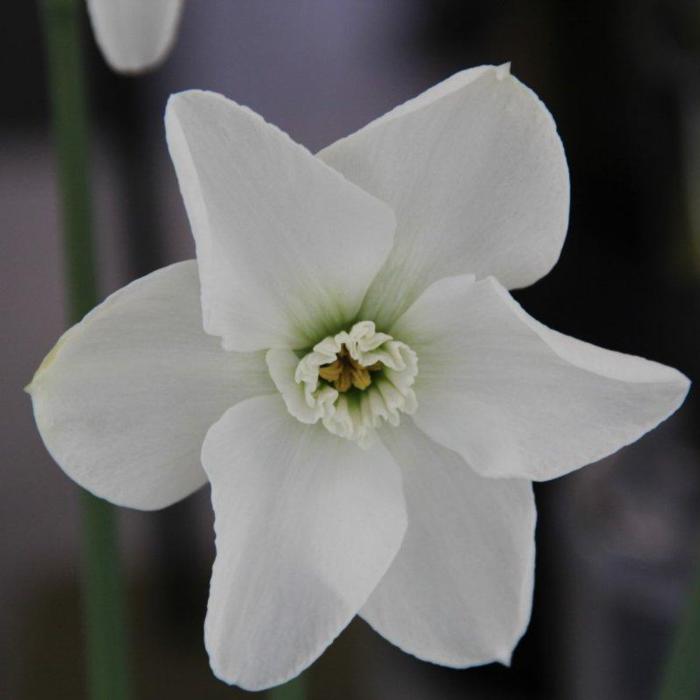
[2,1,699,698]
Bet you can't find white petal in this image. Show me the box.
[28,261,274,510]
[363,419,535,666]
[392,275,690,481]
[86,0,183,74]
[201,395,407,690]
[165,90,396,352]
[319,65,569,328]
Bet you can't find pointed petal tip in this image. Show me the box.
[24,377,38,396]
[165,90,204,119]
[166,88,242,112]
[496,650,513,667]
[496,62,512,79]
[165,90,251,139]
[26,329,74,396]
[665,370,692,421]
[677,371,692,394]
[167,88,211,106]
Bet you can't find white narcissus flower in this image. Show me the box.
[29,65,689,690]
[85,0,184,74]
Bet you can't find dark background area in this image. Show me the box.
[1,1,699,698]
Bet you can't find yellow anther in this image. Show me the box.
[318,345,382,393]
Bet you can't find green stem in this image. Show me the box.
[39,0,96,319]
[79,493,132,700]
[658,546,700,700]
[268,674,308,700]
[39,1,132,698]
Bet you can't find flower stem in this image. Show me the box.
[79,493,132,700]
[39,0,132,698]
[268,674,308,700]
[658,547,700,700]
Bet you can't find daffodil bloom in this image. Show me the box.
[29,65,689,690]
[85,0,184,74]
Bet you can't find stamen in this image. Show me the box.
[286,321,418,447]
[318,346,383,393]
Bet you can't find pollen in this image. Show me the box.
[318,346,383,393]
